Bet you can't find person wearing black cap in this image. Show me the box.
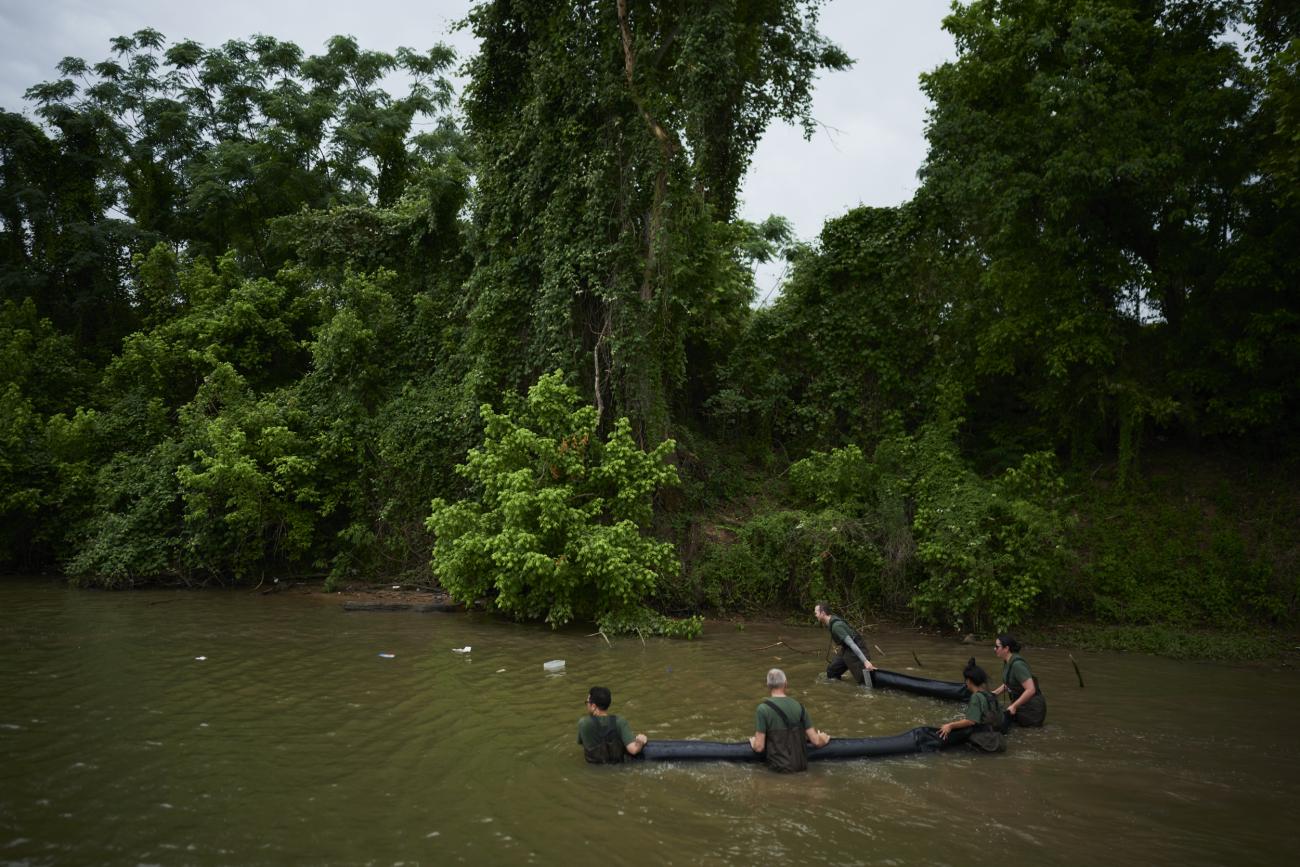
[577,686,648,763]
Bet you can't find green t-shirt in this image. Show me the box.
[1002,655,1033,690]
[576,714,635,751]
[755,696,810,733]
[965,690,999,724]
[828,617,855,645]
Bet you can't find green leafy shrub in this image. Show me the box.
[1074,458,1294,628]
[597,606,703,640]
[693,428,1069,631]
[427,372,681,628]
[175,367,322,580]
[904,429,1070,631]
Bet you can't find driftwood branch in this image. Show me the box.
[1069,653,1086,688]
[751,638,814,655]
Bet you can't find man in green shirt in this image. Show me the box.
[749,668,830,772]
[814,602,875,685]
[576,685,648,764]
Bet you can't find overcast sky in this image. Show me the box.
[0,0,957,297]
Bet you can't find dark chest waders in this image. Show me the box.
[761,700,809,773]
[1004,656,1047,728]
[584,715,627,764]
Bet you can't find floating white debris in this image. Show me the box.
[496,668,506,673]
[378,652,396,659]
[543,659,565,673]
[452,646,471,654]
[194,656,206,661]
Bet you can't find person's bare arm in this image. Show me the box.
[749,731,766,753]
[938,718,975,739]
[624,733,648,755]
[805,727,830,748]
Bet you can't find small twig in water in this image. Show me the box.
[874,644,887,657]
[911,651,924,668]
[1069,653,1085,688]
[586,631,612,647]
[752,639,815,655]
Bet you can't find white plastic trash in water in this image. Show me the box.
[543,659,565,673]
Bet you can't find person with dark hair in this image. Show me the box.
[937,658,1005,752]
[577,686,647,763]
[749,668,831,772]
[814,602,875,685]
[992,635,1046,727]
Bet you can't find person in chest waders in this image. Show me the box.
[814,602,876,686]
[577,686,648,763]
[992,635,1046,728]
[749,668,830,772]
[937,658,1006,752]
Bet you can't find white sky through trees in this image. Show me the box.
[0,0,957,298]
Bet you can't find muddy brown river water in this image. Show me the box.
[1,579,1296,865]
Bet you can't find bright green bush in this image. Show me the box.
[427,372,682,628]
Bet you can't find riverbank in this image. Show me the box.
[295,579,1299,664]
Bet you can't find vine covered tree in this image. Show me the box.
[460,0,849,441]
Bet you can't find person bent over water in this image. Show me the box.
[749,668,830,772]
[937,658,1006,752]
[577,686,647,763]
[992,635,1046,727]
[814,602,876,685]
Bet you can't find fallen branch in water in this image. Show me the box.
[911,651,924,668]
[752,638,814,654]
[1069,653,1085,688]
[586,630,612,647]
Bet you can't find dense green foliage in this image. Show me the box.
[689,430,1070,632]
[2,3,1297,644]
[427,371,690,633]
[459,0,848,440]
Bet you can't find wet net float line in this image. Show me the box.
[869,668,970,701]
[639,726,953,762]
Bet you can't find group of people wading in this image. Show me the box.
[578,602,1047,771]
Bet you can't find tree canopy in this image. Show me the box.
[1,5,1295,636]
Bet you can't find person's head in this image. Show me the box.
[587,686,612,711]
[766,668,788,691]
[813,602,832,624]
[994,634,1021,658]
[962,657,989,689]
